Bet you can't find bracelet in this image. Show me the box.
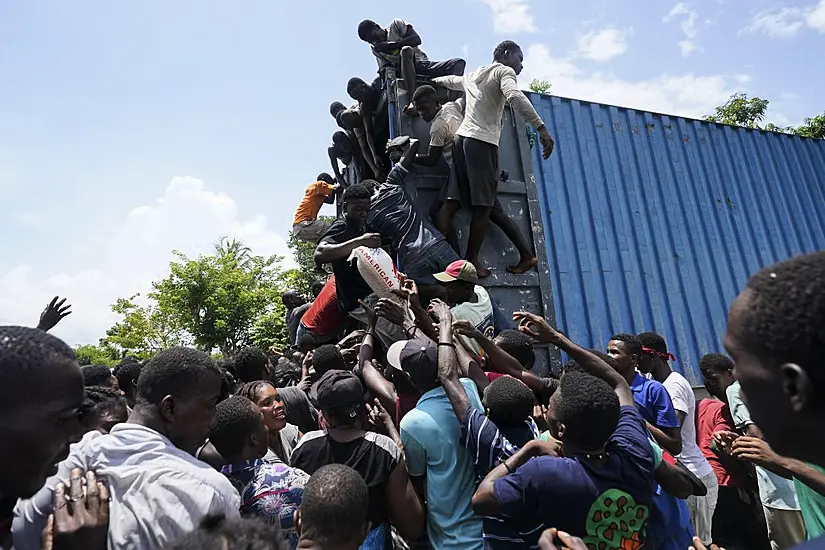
[437,342,456,348]
[503,459,514,474]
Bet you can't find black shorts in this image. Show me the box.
[453,135,500,207]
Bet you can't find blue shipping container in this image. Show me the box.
[528,93,825,386]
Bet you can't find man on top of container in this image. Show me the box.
[433,40,554,278]
[357,19,465,117]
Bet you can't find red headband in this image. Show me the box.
[641,346,676,362]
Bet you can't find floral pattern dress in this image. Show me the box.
[222,459,310,549]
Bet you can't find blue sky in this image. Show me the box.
[1,0,822,345]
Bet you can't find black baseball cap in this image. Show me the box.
[386,338,438,391]
[315,370,364,413]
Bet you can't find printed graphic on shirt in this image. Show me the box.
[583,489,648,550]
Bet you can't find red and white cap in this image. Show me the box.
[433,260,479,284]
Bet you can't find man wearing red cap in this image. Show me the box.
[433,260,494,354]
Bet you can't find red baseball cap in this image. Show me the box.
[433,260,479,284]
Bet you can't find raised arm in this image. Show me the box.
[452,329,490,395]
[413,144,444,167]
[314,232,380,264]
[357,306,398,416]
[514,312,634,407]
[432,75,465,92]
[453,320,549,396]
[499,69,555,159]
[398,138,421,170]
[328,147,347,187]
[428,299,473,422]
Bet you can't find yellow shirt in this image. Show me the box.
[293,181,335,226]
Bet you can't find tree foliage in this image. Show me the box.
[102,294,189,359]
[529,79,552,94]
[74,343,119,366]
[100,237,294,359]
[705,93,823,139]
[285,216,335,297]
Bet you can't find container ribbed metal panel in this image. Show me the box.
[528,93,825,385]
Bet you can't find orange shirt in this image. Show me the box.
[293,181,335,225]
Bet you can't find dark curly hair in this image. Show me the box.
[209,396,262,459]
[609,333,643,358]
[493,329,536,369]
[164,514,287,550]
[740,251,825,390]
[136,347,221,405]
[484,376,535,428]
[556,370,619,450]
[699,353,734,378]
[233,346,270,383]
[493,40,521,62]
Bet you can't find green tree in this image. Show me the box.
[704,93,769,129]
[794,112,825,139]
[102,294,189,359]
[285,216,336,297]
[215,237,254,269]
[151,244,285,356]
[705,94,823,139]
[529,79,552,94]
[74,343,119,366]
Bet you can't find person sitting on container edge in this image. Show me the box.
[347,77,389,173]
[367,135,458,303]
[283,291,310,347]
[328,131,363,189]
[331,101,382,180]
[357,19,465,117]
[433,40,554,278]
[292,174,338,247]
[314,183,380,314]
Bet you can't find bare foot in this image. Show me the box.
[469,260,490,278]
[403,103,419,117]
[507,256,538,274]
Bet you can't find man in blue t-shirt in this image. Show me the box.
[607,333,693,550]
[471,312,657,549]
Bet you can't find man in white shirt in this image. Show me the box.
[637,332,718,545]
[433,40,554,278]
[357,18,465,116]
[14,347,241,550]
[433,260,494,355]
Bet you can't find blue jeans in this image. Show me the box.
[402,240,460,285]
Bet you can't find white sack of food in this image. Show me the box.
[348,246,402,300]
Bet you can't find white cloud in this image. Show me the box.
[806,0,825,30]
[482,0,537,34]
[736,74,753,84]
[520,44,741,119]
[664,3,699,37]
[744,0,825,37]
[576,27,633,62]
[745,7,805,37]
[664,3,701,55]
[0,177,290,346]
[678,40,697,56]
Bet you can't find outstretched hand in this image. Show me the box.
[513,311,562,345]
[428,299,452,325]
[689,537,725,550]
[42,469,109,550]
[38,296,72,332]
[538,528,587,550]
[538,127,555,160]
[453,320,483,339]
[375,298,410,327]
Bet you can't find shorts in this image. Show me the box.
[292,220,332,243]
[402,240,460,285]
[453,135,500,208]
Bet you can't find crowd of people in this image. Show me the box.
[2,17,824,550]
